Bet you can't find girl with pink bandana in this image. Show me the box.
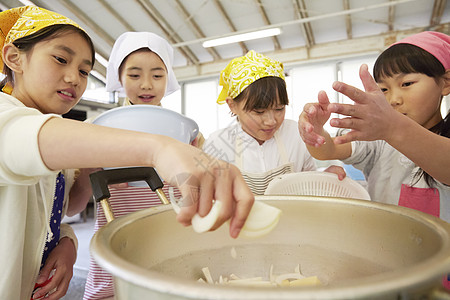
[299,31,450,288]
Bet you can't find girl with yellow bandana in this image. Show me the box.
[204,51,345,195]
[0,6,253,300]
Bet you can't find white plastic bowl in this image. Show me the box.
[265,171,371,201]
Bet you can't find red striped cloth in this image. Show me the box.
[83,184,181,300]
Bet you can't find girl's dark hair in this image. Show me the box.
[374,43,449,187]
[373,44,445,82]
[233,76,288,112]
[1,24,95,88]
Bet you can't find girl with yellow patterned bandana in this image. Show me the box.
[203,51,345,195]
[0,6,254,300]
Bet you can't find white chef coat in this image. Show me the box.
[203,119,316,193]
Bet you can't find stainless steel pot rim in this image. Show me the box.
[90,196,450,300]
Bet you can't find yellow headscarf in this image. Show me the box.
[0,6,82,93]
[217,50,285,104]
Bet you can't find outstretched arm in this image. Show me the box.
[38,117,254,238]
[328,64,450,185]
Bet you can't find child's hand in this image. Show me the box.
[298,90,333,147]
[31,238,76,300]
[323,165,346,180]
[153,141,254,238]
[327,64,397,144]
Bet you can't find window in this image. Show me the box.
[337,55,377,104]
[162,89,182,113]
[184,80,230,139]
[288,63,337,134]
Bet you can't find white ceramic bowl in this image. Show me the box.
[92,105,199,144]
[92,105,199,186]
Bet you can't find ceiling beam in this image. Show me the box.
[343,0,353,39]
[255,0,281,50]
[135,0,199,65]
[59,0,115,47]
[430,0,447,27]
[292,0,315,48]
[388,0,396,31]
[98,0,134,32]
[173,24,449,81]
[212,0,248,54]
[173,0,221,60]
[173,0,415,48]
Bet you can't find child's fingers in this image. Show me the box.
[175,181,200,226]
[208,167,233,231]
[332,81,367,104]
[228,169,254,238]
[32,267,69,300]
[328,103,364,119]
[302,102,316,115]
[334,130,360,144]
[323,165,347,180]
[300,130,325,146]
[330,116,361,131]
[35,265,52,285]
[33,278,69,300]
[298,115,326,146]
[359,64,381,93]
[317,90,331,107]
[197,172,215,218]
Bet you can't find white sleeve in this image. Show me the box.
[0,99,59,184]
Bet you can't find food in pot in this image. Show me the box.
[169,188,282,237]
[199,264,322,287]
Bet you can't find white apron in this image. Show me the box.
[235,131,293,195]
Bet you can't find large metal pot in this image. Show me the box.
[90,195,450,300]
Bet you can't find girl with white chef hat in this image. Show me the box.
[203,50,345,195]
[106,31,180,105]
[82,31,200,300]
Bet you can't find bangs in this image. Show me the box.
[373,44,444,82]
[237,76,288,111]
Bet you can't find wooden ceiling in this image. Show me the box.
[0,0,448,82]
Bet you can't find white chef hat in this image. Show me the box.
[106,32,180,96]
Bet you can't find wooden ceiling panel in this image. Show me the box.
[0,0,447,81]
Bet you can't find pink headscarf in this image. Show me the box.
[391,31,450,70]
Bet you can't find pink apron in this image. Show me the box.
[398,184,449,289]
[398,184,440,217]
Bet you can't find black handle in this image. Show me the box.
[89,167,163,202]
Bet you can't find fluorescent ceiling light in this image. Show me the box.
[202,28,282,48]
[19,0,36,6]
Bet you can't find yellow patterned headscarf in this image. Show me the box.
[0,6,81,71]
[217,50,285,104]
